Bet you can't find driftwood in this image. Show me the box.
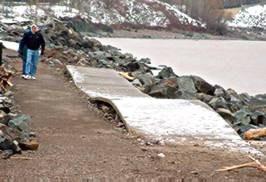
[244,128,266,140]
[119,72,135,81]
[217,156,266,172]
[10,156,34,160]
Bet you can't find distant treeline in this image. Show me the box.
[2,0,62,3]
[223,0,265,8]
[4,0,265,9]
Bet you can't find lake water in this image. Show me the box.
[97,38,266,95]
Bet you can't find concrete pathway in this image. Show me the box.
[67,65,262,156]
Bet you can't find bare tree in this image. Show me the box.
[2,0,14,17]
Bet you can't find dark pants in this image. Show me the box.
[22,46,27,75]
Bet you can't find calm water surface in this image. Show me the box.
[97,38,266,95]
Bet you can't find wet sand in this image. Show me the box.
[97,38,266,95]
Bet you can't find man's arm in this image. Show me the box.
[19,32,28,54]
[39,33,45,55]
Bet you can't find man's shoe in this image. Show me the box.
[31,76,36,80]
[23,75,31,80]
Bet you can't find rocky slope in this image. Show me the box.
[229,3,266,29]
[0,0,203,30]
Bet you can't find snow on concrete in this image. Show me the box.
[113,97,260,155]
[67,65,147,99]
[0,40,19,51]
[67,65,262,155]
[229,4,266,29]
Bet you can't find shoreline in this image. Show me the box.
[93,28,266,41]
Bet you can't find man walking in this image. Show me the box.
[19,24,45,80]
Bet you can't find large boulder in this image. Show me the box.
[234,109,252,126]
[136,73,156,93]
[214,85,226,97]
[149,77,178,98]
[196,93,214,103]
[225,89,242,102]
[191,76,214,95]
[174,76,198,99]
[250,111,266,126]
[156,67,177,79]
[177,76,197,94]
[208,97,228,110]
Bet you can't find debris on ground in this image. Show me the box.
[0,66,38,159]
[244,128,266,140]
[217,156,266,173]
[0,66,14,93]
[157,153,166,158]
[88,100,127,132]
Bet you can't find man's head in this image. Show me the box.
[31,24,38,33]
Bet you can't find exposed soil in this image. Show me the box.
[0,50,265,181]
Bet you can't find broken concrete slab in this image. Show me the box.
[67,65,262,156]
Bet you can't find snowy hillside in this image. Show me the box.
[229,4,266,29]
[0,0,203,29]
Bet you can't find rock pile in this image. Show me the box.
[0,66,38,159]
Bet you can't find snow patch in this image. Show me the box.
[229,4,266,29]
[0,40,19,51]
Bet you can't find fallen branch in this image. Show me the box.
[10,156,34,160]
[216,156,266,172]
[119,72,135,81]
[244,128,266,140]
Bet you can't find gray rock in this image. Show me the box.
[122,61,141,72]
[214,85,226,97]
[250,111,266,126]
[227,102,244,113]
[123,53,134,60]
[196,93,214,103]
[217,108,234,121]
[177,76,197,95]
[137,73,155,93]
[132,79,142,87]
[226,89,241,103]
[234,109,252,126]
[149,77,178,98]
[93,51,108,60]
[239,93,252,103]
[157,67,177,79]
[8,115,31,139]
[192,76,214,95]
[139,58,151,64]
[176,90,197,99]
[208,97,228,110]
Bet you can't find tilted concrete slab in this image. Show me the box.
[67,66,148,99]
[67,65,262,155]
